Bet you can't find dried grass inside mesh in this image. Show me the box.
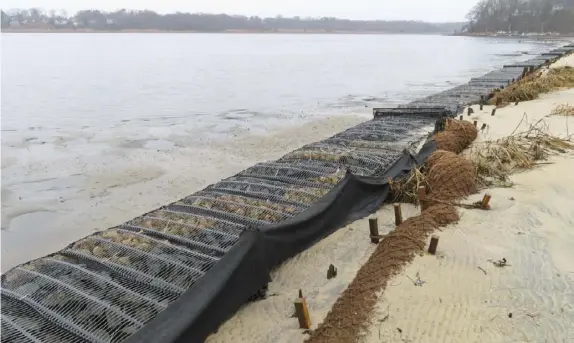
[551,104,574,116]
[468,116,574,188]
[388,167,427,205]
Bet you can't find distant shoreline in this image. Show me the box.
[1,28,453,35]
[4,28,573,39]
[452,32,574,39]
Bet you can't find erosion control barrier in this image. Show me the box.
[306,120,479,343]
[1,44,573,343]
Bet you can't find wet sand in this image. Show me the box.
[1,114,368,272]
[207,55,574,343]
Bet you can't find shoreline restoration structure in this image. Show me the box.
[2,44,574,343]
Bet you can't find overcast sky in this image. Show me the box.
[2,0,476,22]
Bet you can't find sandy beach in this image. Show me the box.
[207,55,574,343]
[366,93,574,342]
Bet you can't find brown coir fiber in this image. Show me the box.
[305,119,478,343]
[426,150,477,201]
[445,118,478,141]
[433,119,478,154]
[305,204,459,343]
[433,131,467,154]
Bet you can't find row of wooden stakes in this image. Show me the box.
[293,73,523,330]
[293,185,493,330]
[469,96,520,117]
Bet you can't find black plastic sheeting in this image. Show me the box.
[124,141,436,343]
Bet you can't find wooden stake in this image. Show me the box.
[418,186,427,212]
[327,264,337,279]
[428,235,439,255]
[473,120,478,127]
[491,108,496,116]
[496,98,502,107]
[481,123,487,130]
[480,103,483,110]
[459,115,463,120]
[298,289,303,298]
[294,298,312,329]
[393,203,403,226]
[369,217,380,243]
[481,194,491,209]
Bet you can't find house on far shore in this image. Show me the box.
[9,19,20,28]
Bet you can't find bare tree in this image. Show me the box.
[466,0,574,33]
[2,8,466,33]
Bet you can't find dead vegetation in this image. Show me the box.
[306,112,573,343]
[467,116,574,188]
[389,167,427,205]
[305,118,476,343]
[551,103,574,116]
[490,66,574,104]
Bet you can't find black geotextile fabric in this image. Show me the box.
[125,140,437,343]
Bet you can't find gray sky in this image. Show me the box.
[2,0,476,22]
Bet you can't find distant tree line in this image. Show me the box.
[465,0,574,33]
[1,8,464,33]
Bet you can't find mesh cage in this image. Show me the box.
[3,44,568,343]
[125,210,241,256]
[373,106,451,118]
[333,117,434,144]
[1,105,439,343]
[504,56,551,68]
[2,267,144,343]
[205,177,328,206]
[1,293,89,343]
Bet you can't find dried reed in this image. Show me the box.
[490,66,574,104]
[467,116,574,188]
[388,167,427,205]
[551,104,574,116]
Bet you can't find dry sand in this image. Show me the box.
[369,56,574,342]
[206,203,424,343]
[364,86,574,342]
[207,55,574,343]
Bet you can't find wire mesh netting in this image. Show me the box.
[0,117,436,343]
[373,106,452,118]
[2,45,571,343]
